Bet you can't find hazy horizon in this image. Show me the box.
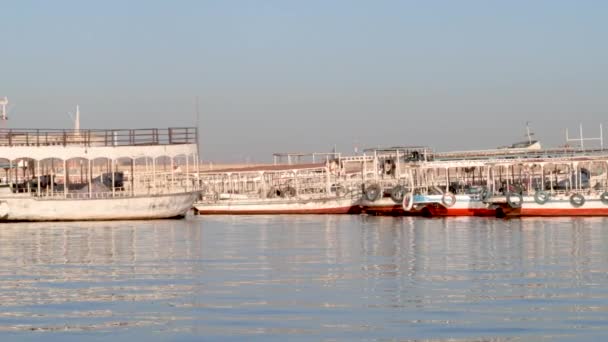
[2,1,607,162]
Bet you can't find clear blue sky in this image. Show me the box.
[1,1,607,161]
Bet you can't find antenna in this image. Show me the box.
[74,105,80,131]
[195,96,201,161]
[565,123,604,151]
[525,121,535,144]
[0,97,8,129]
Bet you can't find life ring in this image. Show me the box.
[390,185,405,203]
[402,192,414,212]
[441,192,456,207]
[570,193,585,207]
[534,190,550,205]
[601,192,608,205]
[364,184,382,202]
[506,192,523,209]
[480,187,492,202]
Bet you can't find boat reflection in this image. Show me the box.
[0,216,607,340]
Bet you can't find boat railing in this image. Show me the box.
[0,127,197,147]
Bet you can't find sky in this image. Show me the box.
[1,0,607,162]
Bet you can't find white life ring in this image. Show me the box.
[402,192,414,212]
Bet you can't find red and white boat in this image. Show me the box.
[490,191,608,217]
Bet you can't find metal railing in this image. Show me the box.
[0,127,197,147]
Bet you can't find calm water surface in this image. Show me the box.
[0,215,607,341]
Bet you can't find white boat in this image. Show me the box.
[0,126,200,221]
[195,164,361,215]
[490,191,608,217]
[195,194,360,215]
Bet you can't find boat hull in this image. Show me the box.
[421,203,496,217]
[415,195,495,217]
[195,196,361,215]
[0,192,199,221]
[360,198,409,216]
[496,194,608,217]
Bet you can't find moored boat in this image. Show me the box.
[195,164,361,215]
[0,127,200,221]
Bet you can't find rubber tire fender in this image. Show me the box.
[364,183,382,202]
[601,192,608,205]
[534,190,550,205]
[570,193,585,208]
[506,192,523,209]
[390,185,405,203]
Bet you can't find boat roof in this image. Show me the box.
[201,163,325,174]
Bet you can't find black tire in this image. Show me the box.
[281,186,296,198]
[570,193,585,207]
[364,184,382,202]
[534,190,549,205]
[390,185,405,203]
[601,192,608,205]
[506,192,523,209]
[267,187,281,198]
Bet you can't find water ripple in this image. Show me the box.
[0,216,607,341]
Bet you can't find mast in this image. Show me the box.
[74,105,80,131]
[0,97,8,129]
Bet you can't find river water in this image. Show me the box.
[0,215,607,341]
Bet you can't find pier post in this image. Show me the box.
[8,160,11,192]
[506,165,510,192]
[260,171,265,198]
[131,158,135,196]
[63,160,68,198]
[50,159,54,197]
[36,160,40,196]
[373,151,378,182]
[550,168,554,193]
[88,159,92,198]
[293,170,298,196]
[395,150,400,181]
[326,167,331,195]
[540,164,544,191]
[111,159,115,198]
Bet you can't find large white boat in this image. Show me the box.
[0,127,200,221]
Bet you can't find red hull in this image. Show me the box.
[426,206,496,217]
[362,205,410,216]
[196,206,361,215]
[503,207,608,217]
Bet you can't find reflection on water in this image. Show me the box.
[0,216,608,341]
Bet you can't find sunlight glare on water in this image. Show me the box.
[0,216,607,341]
